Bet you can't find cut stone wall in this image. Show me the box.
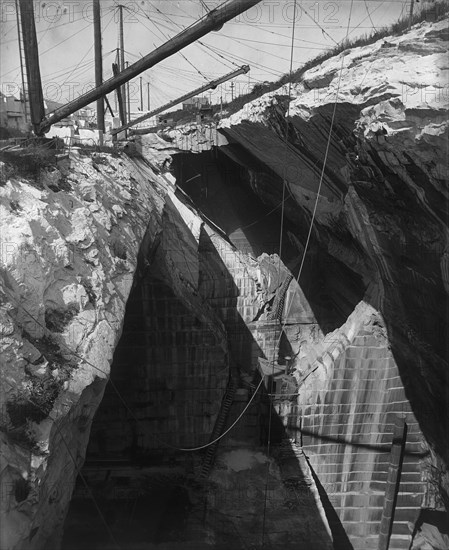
[292,314,428,548]
[87,274,228,458]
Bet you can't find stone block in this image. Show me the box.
[362,346,390,360]
[388,384,409,408]
[344,346,364,359]
[343,535,379,550]
[344,521,381,536]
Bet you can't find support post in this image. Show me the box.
[118,4,127,125]
[126,61,131,123]
[104,96,114,117]
[112,63,126,133]
[114,51,118,113]
[147,82,150,110]
[408,0,414,29]
[18,0,45,134]
[140,76,143,111]
[93,0,104,145]
[378,416,407,550]
[15,0,28,125]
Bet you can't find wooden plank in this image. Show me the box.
[378,416,407,550]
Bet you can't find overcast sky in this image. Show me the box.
[0,0,411,111]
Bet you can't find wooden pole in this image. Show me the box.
[378,417,407,550]
[104,96,114,117]
[126,61,131,123]
[112,63,126,130]
[37,0,262,134]
[15,0,28,125]
[114,50,119,114]
[408,0,414,29]
[118,4,127,125]
[93,0,104,144]
[18,0,45,133]
[147,82,150,111]
[140,77,144,111]
[114,65,249,135]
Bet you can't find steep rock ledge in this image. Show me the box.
[0,150,170,549]
[141,17,449,548]
[213,18,449,483]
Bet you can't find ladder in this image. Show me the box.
[199,377,238,479]
[267,274,293,322]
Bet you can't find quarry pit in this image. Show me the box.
[0,17,448,550]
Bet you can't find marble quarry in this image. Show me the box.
[0,16,448,550]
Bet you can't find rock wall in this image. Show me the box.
[140,16,449,549]
[177,161,432,547]
[0,149,169,549]
[288,304,428,548]
[84,194,231,458]
[213,14,449,501]
[62,175,336,549]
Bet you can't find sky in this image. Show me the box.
[0,0,418,113]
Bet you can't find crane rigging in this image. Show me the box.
[112,65,250,136]
[17,0,263,136]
